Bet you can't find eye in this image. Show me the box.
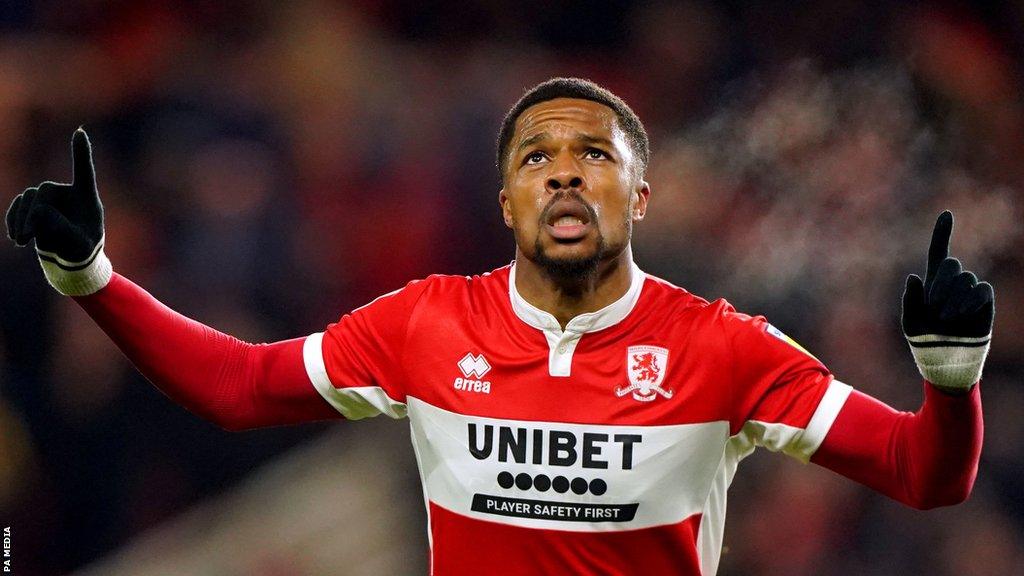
[524,151,547,165]
[586,149,608,160]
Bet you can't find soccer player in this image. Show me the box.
[6,78,993,575]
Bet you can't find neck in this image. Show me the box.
[514,247,635,329]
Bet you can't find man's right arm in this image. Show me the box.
[6,129,340,430]
[74,273,341,430]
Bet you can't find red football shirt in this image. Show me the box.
[302,263,851,575]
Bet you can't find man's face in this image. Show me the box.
[499,98,649,279]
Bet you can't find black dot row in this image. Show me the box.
[497,471,607,496]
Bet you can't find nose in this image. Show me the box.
[545,157,585,192]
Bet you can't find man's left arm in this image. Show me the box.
[811,211,993,509]
[811,383,981,509]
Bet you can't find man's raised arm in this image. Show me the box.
[812,211,993,509]
[6,129,339,430]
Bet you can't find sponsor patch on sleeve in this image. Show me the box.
[766,324,817,360]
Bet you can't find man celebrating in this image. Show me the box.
[6,78,993,575]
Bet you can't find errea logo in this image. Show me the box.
[458,353,491,378]
[455,353,491,394]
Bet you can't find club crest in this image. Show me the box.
[615,345,672,402]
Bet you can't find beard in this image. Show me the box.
[528,190,629,284]
[532,233,607,282]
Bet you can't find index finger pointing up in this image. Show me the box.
[926,210,953,285]
[72,128,95,187]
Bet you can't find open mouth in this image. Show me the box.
[544,199,592,241]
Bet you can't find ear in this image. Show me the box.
[632,180,650,222]
[499,187,514,228]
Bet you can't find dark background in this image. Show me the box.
[1,1,1022,574]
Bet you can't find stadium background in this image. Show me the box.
[1,1,1022,574]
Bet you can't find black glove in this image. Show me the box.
[6,128,111,295]
[902,210,994,391]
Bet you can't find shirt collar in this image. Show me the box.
[508,260,645,334]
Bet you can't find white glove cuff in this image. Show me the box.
[906,333,991,390]
[36,236,113,296]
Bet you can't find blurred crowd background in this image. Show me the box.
[1,1,1022,574]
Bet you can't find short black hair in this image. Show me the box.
[496,77,650,180]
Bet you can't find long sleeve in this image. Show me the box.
[810,382,982,510]
[72,273,341,430]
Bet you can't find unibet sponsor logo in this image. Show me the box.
[467,423,642,523]
[468,424,642,469]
